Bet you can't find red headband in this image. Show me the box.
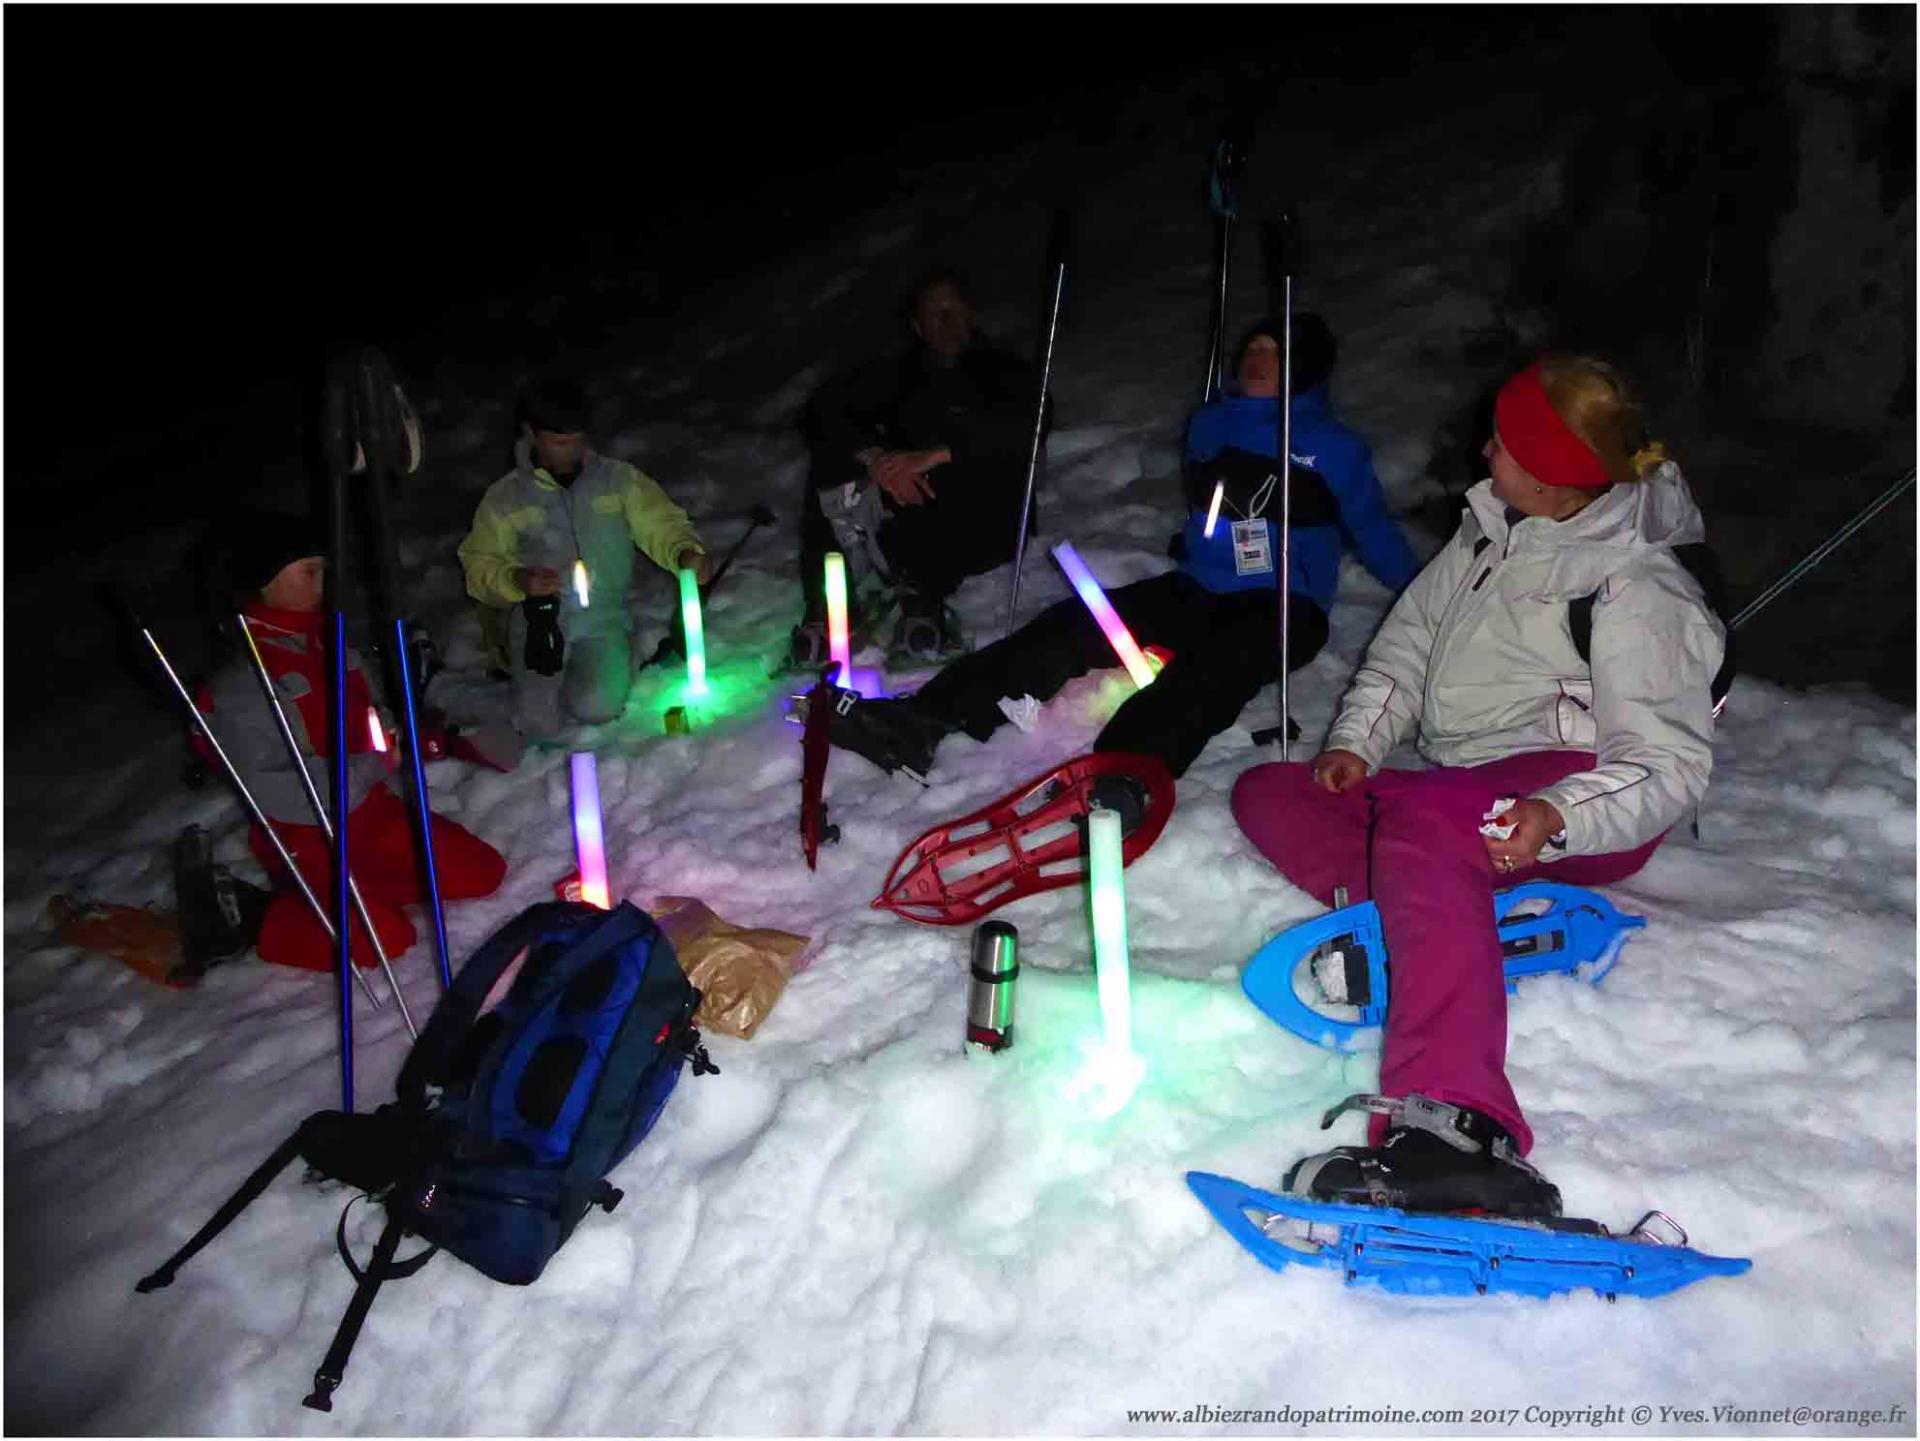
[1493,364,1608,490]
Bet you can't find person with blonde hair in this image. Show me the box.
[1232,355,1725,1217]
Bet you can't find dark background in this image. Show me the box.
[6,6,1914,703]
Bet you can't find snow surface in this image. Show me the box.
[7,52,1916,1439]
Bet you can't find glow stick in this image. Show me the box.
[678,568,708,698]
[366,706,386,753]
[1086,806,1142,1115]
[1202,480,1224,538]
[1051,542,1155,689]
[573,560,590,608]
[569,751,611,910]
[824,551,851,683]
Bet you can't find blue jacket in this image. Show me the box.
[1180,386,1417,611]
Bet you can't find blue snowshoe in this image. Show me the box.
[1242,881,1645,1051]
[1187,1172,1751,1301]
[1188,1093,1749,1301]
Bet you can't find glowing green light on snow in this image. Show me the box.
[1081,805,1142,1116]
[678,568,708,699]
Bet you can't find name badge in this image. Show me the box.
[1231,518,1273,576]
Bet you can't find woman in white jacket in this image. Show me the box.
[1232,356,1726,1217]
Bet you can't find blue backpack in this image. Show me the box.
[135,900,716,1412]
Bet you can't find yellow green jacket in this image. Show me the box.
[459,439,704,640]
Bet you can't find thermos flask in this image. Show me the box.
[966,921,1019,1052]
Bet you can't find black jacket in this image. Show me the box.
[802,339,1052,497]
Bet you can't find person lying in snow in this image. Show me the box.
[458,377,711,739]
[1234,355,1726,1218]
[790,266,1053,667]
[195,514,508,972]
[818,314,1419,804]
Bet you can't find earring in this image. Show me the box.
[1534,484,1544,494]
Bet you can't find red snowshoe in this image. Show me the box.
[871,752,1175,925]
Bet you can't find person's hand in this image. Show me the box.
[676,548,714,584]
[1311,749,1369,795]
[515,565,562,598]
[866,448,949,506]
[1483,797,1565,874]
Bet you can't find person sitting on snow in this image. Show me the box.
[195,513,508,973]
[818,314,1418,805]
[1234,355,1726,1219]
[790,266,1053,667]
[459,378,712,739]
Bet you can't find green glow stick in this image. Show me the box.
[678,568,708,698]
[1085,805,1142,1115]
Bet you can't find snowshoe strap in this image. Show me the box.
[335,1194,437,1284]
[1319,1093,1488,1157]
[1318,1093,1402,1130]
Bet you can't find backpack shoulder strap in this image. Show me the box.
[398,902,599,1107]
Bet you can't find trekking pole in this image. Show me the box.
[1728,466,1915,632]
[1004,211,1068,639]
[320,359,363,1112]
[237,616,417,1037]
[1201,125,1247,403]
[1251,215,1299,753]
[140,626,382,1016]
[349,352,455,994]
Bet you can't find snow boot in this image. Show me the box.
[1086,771,1151,838]
[785,619,831,672]
[173,824,270,978]
[825,694,947,778]
[1283,1093,1562,1219]
[888,588,968,666]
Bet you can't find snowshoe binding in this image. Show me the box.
[1285,1093,1562,1219]
[1242,882,1646,1051]
[872,751,1175,925]
[819,691,947,780]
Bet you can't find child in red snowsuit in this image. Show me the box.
[196,517,506,971]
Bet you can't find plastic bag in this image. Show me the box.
[649,896,809,1040]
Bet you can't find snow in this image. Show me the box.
[7,54,1916,1440]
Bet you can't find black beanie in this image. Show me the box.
[1236,312,1337,392]
[224,508,325,598]
[519,377,593,435]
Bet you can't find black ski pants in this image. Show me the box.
[798,462,1030,620]
[909,570,1329,778]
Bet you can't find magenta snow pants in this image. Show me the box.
[1231,753,1666,1154]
